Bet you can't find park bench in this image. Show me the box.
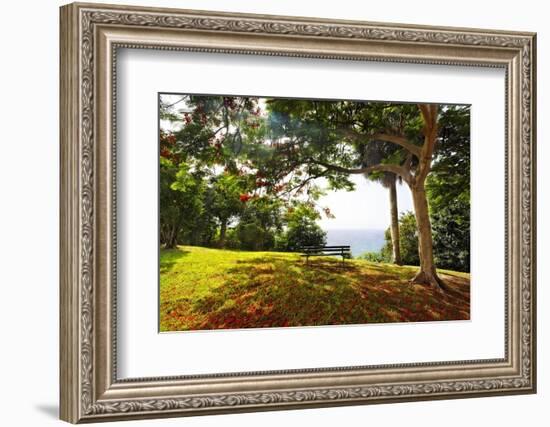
[299,245,352,266]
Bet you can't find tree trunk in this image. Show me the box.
[219,220,228,248]
[164,225,178,249]
[160,227,168,247]
[409,183,446,291]
[388,177,402,265]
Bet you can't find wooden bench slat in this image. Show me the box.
[299,248,351,252]
[302,251,349,254]
[298,244,351,267]
[301,249,350,252]
[301,246,350,249]
[301,247,350,251]
[300,253,351,257]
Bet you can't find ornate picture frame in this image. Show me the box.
[60,2,536,423]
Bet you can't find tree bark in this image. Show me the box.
[164,225,179,249]
[388,176,402,265]
[409,182,446,291]
[219,220,228,248]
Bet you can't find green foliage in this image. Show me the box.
[262,99,425,195]
[277,203,327,251]
[357,251,390,263]
[160,158,207,248]
[427,105,471,272]
[222,228,241,250]
[235,196,284,251]
[381,212,420,266]
[381,201,470,273]
[236,221,275,251]
[427,105,471,208]
[431,200,470,272]
[209,173,246,245]
[283,220,326,251]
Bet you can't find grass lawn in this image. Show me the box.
[160,246,470,332]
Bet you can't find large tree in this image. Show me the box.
[339,105,444,290]
[264,100,447,291]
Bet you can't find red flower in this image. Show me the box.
[239,194,251,202]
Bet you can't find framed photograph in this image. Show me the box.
[60,2,536,423]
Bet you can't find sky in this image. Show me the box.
[160,94,414,231]
[317,175,413,231]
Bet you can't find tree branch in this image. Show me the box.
[416,103,440,183]
[310,159,412,185]
[371,133,421,158]
[418,104,432,127]
[280,171,327,196]
[163,95,188,109]
[341,129,421,158]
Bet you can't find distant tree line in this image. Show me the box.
[160,155,326,252]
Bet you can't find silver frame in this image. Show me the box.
[60,2,536,423]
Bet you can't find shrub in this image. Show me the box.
[276,202,327,251]
[431,200,470,272]
[284,218,326,251]
[236,220,276,251]
[381,211,420,266]
[358,251,389,263]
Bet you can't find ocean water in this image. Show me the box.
[324,229,385,257]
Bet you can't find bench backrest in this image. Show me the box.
[300,245,351,253]
[300,245,350,249]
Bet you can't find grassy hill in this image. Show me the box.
[160,246,470,332]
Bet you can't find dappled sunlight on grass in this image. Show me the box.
[160,246,470,331]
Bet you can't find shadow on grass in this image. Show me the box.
[162,252,471,331]
[437,273,471,303]
[236,255,360,274]
[301,258,361,274]
[190,256,365,329]
[159,247,190,274]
